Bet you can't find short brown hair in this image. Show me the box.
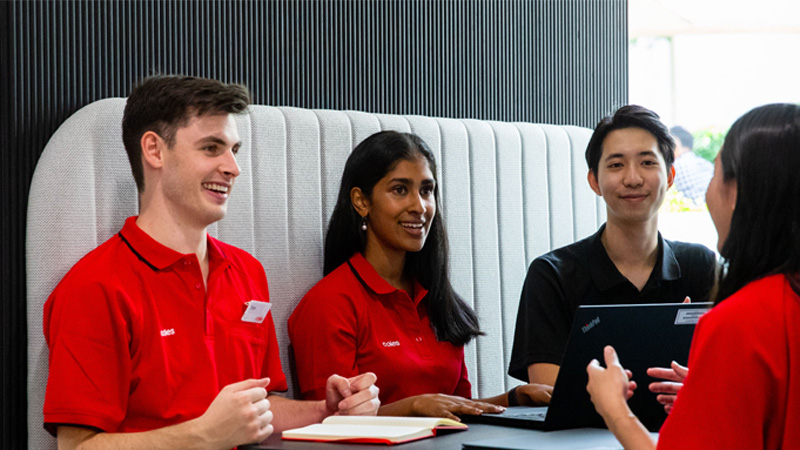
[121,75,251,192]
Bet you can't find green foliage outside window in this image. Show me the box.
[693,128,726,163]
[661,186,707,213]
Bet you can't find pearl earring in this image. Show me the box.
[361,216,368,231]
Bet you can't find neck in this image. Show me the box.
[601,219,659,268]
[362,244,409,292]
[136,200,211,282]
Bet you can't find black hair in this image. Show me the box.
[325,130,483,346]
[585,105,675,174]
[670,126,694,149]
[715,103,800,303]
[122,75,251,193]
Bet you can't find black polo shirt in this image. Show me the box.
[508,223,717,382]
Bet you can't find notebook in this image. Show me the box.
[462,302,711,432]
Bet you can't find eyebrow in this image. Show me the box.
[603,150,658,160]
[388,177,436,185]
[194,135,242,148]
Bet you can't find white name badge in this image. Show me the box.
[241,300,271,324]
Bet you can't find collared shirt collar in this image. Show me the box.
[589,223,681,292]
[348,252,428,306]
[118,216,228,271]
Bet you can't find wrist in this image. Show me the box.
[507,386,520,407]
[183,416,215,449]
[320,398,335,420]
[603,404,635,433]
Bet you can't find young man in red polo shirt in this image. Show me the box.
[43,75,380,450]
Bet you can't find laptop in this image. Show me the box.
[462,302,711,432]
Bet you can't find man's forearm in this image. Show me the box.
[268,395,328,432]
[57,420,219,450]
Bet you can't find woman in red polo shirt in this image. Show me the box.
[586,103,800,449]
[289,130,552,419]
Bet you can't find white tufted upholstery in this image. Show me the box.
[26,98,603,448]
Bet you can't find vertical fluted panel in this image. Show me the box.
[1,1,627,447]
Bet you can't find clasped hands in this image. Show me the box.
[198,372,379,449]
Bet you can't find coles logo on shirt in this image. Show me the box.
[382,340,400,348]
[160,328,176,337]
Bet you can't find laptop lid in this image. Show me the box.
[544,302,710,431]
[460,302,709,431]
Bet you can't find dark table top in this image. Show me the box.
[241,423,638,450]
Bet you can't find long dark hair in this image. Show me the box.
[715,103,800,303]
[325,130,482,346]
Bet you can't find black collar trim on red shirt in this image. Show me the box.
[118,231,158,272]
[347,259,370,291]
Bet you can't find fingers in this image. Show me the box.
[340,396,381,416]
[586,358,601,374]
[232,378,270,403]
[671,361,689,379]
[647,367,681,381]
[413,395,503,418]
[252,397,272,416]
[327,374,352,398]
[655,393,677,406]
[649,381,682,395]
[625,380,637,400]
[449,400,499,416]
[347,372,377,392]
[228,377,271,392]
[683,296,691,303]
[338,383,380,414]
[603,345,620,368]
[465,400,505,414]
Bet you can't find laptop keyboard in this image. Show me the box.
[504,409,547,420]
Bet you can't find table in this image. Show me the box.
[241,423,648,449]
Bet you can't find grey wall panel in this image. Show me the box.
[1,1,627,447]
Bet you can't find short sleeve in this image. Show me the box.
[453,356,472,399]
[43,277,134,434]
[689,247,716,303]
[508,257,572,381]
[658,290,786,449]
[261,311,288,392]
[288,282,361,400]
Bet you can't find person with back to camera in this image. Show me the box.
[42,75,379,450]
[508,105,717,395]
[586,103,800,449]
[669,125,714,204]
[288,130,553,420]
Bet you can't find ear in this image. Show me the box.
[350,187,370,218]
[667,165,676,189]
[727,180,738,211]
[140,131,166,170]
[587,170,602,196]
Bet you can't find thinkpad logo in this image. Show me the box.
[581,317,600,334]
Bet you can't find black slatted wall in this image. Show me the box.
[1,1,628,447]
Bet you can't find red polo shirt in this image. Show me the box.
[43,217,286,434]
[288,253,471,404]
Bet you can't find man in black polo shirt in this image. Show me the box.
[508,105,716,395]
